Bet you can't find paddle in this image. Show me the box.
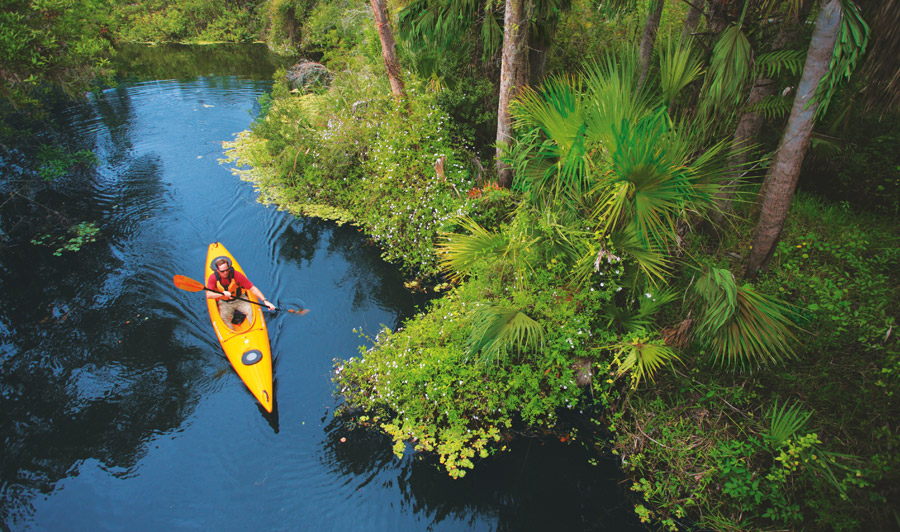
[172,275,310,315]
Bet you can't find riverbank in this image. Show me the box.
[225,65,900,528]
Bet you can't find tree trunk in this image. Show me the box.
[496,0,527,188]
[712,18,803,226]
[370,0,406,101]
[638,0,664,88]
[680,0,702,48]
[745,0,842,278]
[528,27,553,86]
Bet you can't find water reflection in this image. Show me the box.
[1,44,644,531]
[320,416,644,531]
[112,43,296,82]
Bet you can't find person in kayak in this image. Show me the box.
[207,257,276,328]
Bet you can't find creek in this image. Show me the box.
[0,44,643,531]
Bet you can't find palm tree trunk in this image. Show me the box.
[745,0,842,278]
[370,0,406,101]
[712,17,805,226]
[679,0,702,48]
[638,0,664,88]
[496,0,527,187]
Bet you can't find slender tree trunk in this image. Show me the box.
[528,33,550,86]
[496,0,527,188]
[515,0,535,90]
[706,0,728,35]
[638,0,664,88]
[680,0,702,48]
[745,0,842,278]
[370,0,406,101]
[712,18,803,226]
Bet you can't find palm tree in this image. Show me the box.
[370,0,406,101]
[746,0,868,276]
[497,0,529,187]
[507,52,736,285]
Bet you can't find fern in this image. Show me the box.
[742,94,793,120]
[755,49,804,78]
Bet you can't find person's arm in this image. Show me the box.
[249,285,276,311]
[206,275,232,300]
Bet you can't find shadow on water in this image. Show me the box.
[275,217,431,316]
[320,414,645,532]
[0,46,261,525]
[0,91,205,527]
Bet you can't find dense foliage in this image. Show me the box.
[9,0,899,529]
[224,75,487,277]
[222,0,900,528]
[0,0,113,110]
[112,0,261,43]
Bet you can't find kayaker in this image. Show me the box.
[207,257,276,327]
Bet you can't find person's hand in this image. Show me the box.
[222,290,231,300]
[264,300,276,311]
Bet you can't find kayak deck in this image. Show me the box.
[205,242,274,413]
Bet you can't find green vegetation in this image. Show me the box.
[0,0,113,110]
[219,0,900,529]
[113,0,261,44]
[6,0,899,529]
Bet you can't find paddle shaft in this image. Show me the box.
[173,275,306,313]
[204,286,273,310]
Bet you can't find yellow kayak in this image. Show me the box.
[205,242,274,413]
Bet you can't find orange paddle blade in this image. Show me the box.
[173,275,206,292]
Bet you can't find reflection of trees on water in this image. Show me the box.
[112,43,292,82]
[0,241,204,525]
[319,415,644,531]
[275,218,429,318]
[275,217,329,267]
[0,76,203,525]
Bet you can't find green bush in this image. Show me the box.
[227,73,480,277]
[113,0,262,43]
[335,257,619,477]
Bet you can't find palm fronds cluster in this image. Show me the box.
[439,45,800,382]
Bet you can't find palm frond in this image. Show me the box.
[610,225,670,286]
[814,0,869,118]
[692,267,799,369]
[602,288,677,333]
[698,24,753,123]
[693,267,739,334]
[438,216,513,280]
[765,399,812,448]
[658,37,705,108]
[398,0,502,60]
[467,304,546,364]
[528,205,590,265]
[610,337,681,387]
[512,77,594,207]
[597,112,692,250]
[583,50,657,136]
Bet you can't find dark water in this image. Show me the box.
[0,44,643,531]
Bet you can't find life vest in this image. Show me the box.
[214,269,243,299]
